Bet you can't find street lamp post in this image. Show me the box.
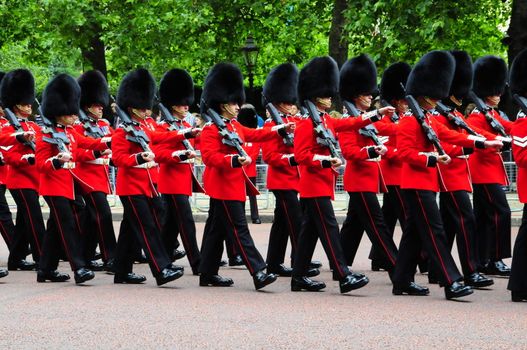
[241,35,260,103]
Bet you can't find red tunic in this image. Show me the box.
[243,141,261,178]
[0,118,21,185]
[36,125,108,200]
[72,119,113,194]
[467,108,513,185]
[294,113,373,199]
[201,119,278,201]
[512,118,527,203]
[379,116,403,186]
[261,116,301,191]
[398,112,484,192]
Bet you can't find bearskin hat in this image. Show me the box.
[406,50,455,99]
[380,62,411,102]
[41,74,81,120]
[339,54,378,101]
[237,105,258,128]
[298,56,339,103]
[159,68,194,107]
[201,63,245,114]
[509,48,527,96]
[473,55,507,98]
[262,63,299,105]
[0,69,35,110]
[78,70,109,108]
[117,68,156,111]
[449,51,473,99]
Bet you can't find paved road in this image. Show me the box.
[0,223,524,349]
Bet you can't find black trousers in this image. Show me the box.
[40,196,86,272]
[114,195,171,276]
[393,190,462,287]
[266,190,301,268]
[199,198,266,276]
[247,176,260,221]
[438,190,478,276]
[292,197,351,279]
[340,192,398,272]
[8,188,45,263]
[370,185,408,262]
[0,184,15,249]
[473,184,511,265]
[508,204,527,293]
[83,191,116,263]
[162,194,200,272]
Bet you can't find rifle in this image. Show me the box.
[380,99,400,123]
[110,97,151,152]
[405,95,446,156]
[200,100,249,158]
[303,99,343,160]
[157,102,195,153]
[342,100,383,146]
[468,91,509,138]
[434,101,481,137]
[262,95,294,147]
[513,94,527,116]
[35,102,71,154]
[78,109,105,138]
[3,107,36,151]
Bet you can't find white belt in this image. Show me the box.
[85,158,110,165]
[365,157,381,162]
[63,162,76,169]
[456,155,469,159]
[133,161,158,169]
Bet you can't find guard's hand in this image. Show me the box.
[437,154,451,165]
[57,152,72,163]
[378,106,395,118]
[329,157,342,168]
[374,145,388,155]
[284,122,296,133]
[237,156,252,166]
[190,128,202,137]
[101,149,112,156]
[484,139,503,150]
[23,131,35,142]
[141,152,155,162]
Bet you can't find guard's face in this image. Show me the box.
[15,104,32,117]
[315,97,332,111]
[172,105,189,119]
[131,108,149,120]
[355,95,373,110]
[276,103,296,115]
[57,114,77,126]
[221,103,240,119]
[486,95,501,108]
[87,104,104,119]
[393,99,408,113]
[0,106,3,117]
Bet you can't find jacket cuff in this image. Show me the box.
[321,159,332,168]
[93,150,102,158]
[288,156,298,166]
[426,155,437,167]
[231,155,242,168]
[462,147,474,155]
[366,147,378,159]
[184,131,195,139]
[52,158,63,169]
[136,153,147,165]
[474,140,485,149]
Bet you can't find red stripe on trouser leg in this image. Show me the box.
[360,193,395,265]
[126,197,160,273]
[281,195,297,250]
[171,195,193,263]
[18,190,42,255]
[314,199,344,277]
[89,193,108,261]
[48,198,76,270]
[449,192,475,272]
[0,220,11,245]
[415,191,452,285]
[395,186,407,219]
[221,201,254,274]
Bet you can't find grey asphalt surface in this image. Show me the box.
[0,223,525,349]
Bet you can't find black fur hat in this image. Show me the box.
[201,63,245,114]
[117,68,156,111]
[0,69,35,110]
[406,50,455,99]
[449,51,473,99]
[41,74,81,120]
[298,56,339,103]
[159,68,194,107]
[78,70,109,108]
[237,105,258,128]
[380,62,411,102]
[340,54,377,101]
[509,48,527,95]
[473,55,507,98]
[262,63,298,104]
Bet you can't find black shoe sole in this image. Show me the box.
[340,277,369,293]
[199,280,233,287]
[466,280,494,288]
[156,270,184,286]
[8,266,36,271]
[75,273,95,284]
[291,283,326,292]
[114,277,146,284]
[392,288,430,296]
[445,288,474,300]
[255,275,278,290]
[0,271,8,278]
[37,276,69,283]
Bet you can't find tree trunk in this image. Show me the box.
[81,25,107,78]
[328,0,349,68]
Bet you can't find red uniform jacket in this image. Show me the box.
[36,125,108,200]
[0,118,21,185]
[379,115,403,186]
[72,119,113,194]
[294,113,373,199]
[155,119,201,196]
[243,141,261,178]
[398,112,485,192]
[201,119,278,201]
[113,122,187,197]
[143,117,160,184]
[340,118,397,193]
[2,120,41,190]
[262,116,301,191]
[512,118,527,203]
[467,108,513,185]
